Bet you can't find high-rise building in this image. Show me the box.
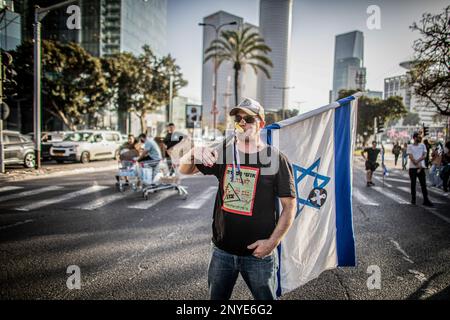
[257,0,293,112]
[201,11,243,129]
[19,0,167,57]
[384,61,437,126]
[0,0,21,51]
[331,30,366,101]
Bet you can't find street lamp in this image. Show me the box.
[273,86,294,119]
[198,20,237,140]
[33,0,78,169]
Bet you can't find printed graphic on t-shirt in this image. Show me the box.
[222,165,260,216]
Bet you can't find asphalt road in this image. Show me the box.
[0,162,449,300]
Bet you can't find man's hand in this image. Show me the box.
[193,146,218,167]
[247,239,277,259]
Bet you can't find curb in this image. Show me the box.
[0,164,117,183]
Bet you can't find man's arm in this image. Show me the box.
[247,196,296,258]
[361,149,367,161]
[179,146,218,175]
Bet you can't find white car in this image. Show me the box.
[50,130,123,164]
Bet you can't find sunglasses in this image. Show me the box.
[234,115,258,124]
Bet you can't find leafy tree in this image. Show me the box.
[409,5,449,116]
[339,90,408,144]
[131,46,187,133]
[101,52,140,132]
[264,109,299,125]
[402,112,421,126]
[11,40,107,131]
[204,26,273,106]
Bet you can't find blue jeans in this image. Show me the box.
[208,244,278,300]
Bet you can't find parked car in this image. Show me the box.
[27,131,74,161]
[50,130,123,164]
[1,130,36,168]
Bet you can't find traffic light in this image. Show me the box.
[422,123,429,137]
[1,50,16,99]
[377,117,385,134]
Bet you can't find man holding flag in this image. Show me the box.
[179,98,296,300]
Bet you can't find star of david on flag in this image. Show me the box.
[293,158,331,216]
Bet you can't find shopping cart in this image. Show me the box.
[116,160,139,192]
[139,159,188,200]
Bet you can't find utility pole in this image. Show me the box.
[33,0,78,169]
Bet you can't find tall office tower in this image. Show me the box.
[331,30,366,101]
[257,0,293,112]
[201,11,243,129]
[0,0,21,51]
[19,0,167,57]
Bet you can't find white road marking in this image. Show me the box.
[397,186,446,204]
[16,185,108,211]
[75,193,129,210]
[0,186,24,193]
[384,177,409,184]
[389,239,414,264]
[179,186,217,209]
[372,186,409,204]
[372,177,393,188]
[424,208,450,224]
[353,189,379,206]
[0,186,64,203]
[128,190,177,210]
[0,219,34,231]
[408,269,427,283]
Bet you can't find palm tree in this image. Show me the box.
[204,26,273,106]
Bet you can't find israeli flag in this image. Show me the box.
[264,93,360,296]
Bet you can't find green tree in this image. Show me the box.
[402,112,421,126]
[101,52,141,132]
[204,26,273,106]
[11,40,107,131]
[132,46,187,133]
[409,5,449,116]
[339,90,408,144]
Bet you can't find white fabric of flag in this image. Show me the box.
[264,94,360,296]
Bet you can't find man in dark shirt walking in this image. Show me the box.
[362,141,380,187]
[163,123,183,175]
[179,98,296,300]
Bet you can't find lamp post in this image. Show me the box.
[273,86,294,119]
[199,21,237,140]
[33,0,78,169]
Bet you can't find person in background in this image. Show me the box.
[407,132,433,206]
[401,142,409,171]
[429,142,443,188]
[163,123,183,175]
[361,141,380,187]
[439,141,450,196]
[392,142,402,167]
[423,139,431,169]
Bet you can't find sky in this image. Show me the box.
[167,0,448,113]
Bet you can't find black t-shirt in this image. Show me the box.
[364,147,380,163]
[196,144,296,256]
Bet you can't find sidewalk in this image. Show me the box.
[0,160,117,183]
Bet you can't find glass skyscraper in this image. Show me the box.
[18,0,167,57]
[332,30,366,101]
[0,1,21,51]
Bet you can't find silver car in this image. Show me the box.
[1,130,36,168]
[50,130,123,164]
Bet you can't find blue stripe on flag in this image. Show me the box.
[334,101,356,266]
[265,126,283,297]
